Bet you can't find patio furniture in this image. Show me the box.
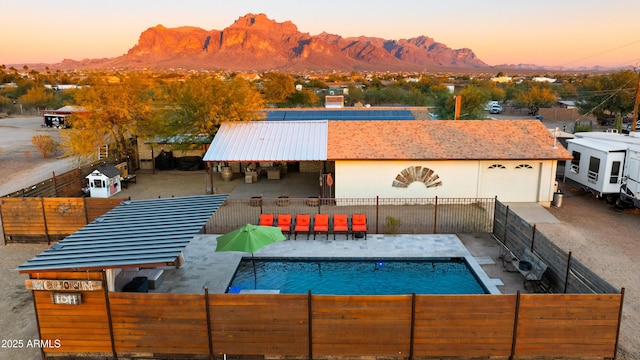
[276,214,292,239]
[351,213,367,240]
[258,213,275,227]
[293,214,311,240]
[313,214,329,240]
[512,248,548,292]
[332,214,349,240]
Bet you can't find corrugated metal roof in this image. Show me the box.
[17,195,228,273]
[203,121,327,162]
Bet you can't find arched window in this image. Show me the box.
[488,164,506,169]
[392,166,443,188]
[515,164,533,169]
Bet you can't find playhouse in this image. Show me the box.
[85,165,122,198]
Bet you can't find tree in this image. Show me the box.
[433,85,490,120]
[61,73,153,161]
[31,135,57,158]
[261,72,295,106]
[285,89,319,108]
[154,75,264,143]
[512,84,557,114]
[19,86,55,110]
[575,70,638,120]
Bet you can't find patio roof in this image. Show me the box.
[17,195,228,273]
[203,120,328,162]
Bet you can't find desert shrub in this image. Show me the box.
[383,216,401,235]
[31,135,58,158]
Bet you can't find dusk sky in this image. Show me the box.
[3,0,639,68]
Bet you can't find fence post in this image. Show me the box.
[375,196,379,235]
[52,171,58,197]
[307,290,313,360]
[614,288,626,359]
[40,197,50,245]
[530,224,536,252]
[204,287,214,360]
[433,196,438,234]
[564,251,572,293]
[0,200,6,246]
[410,293,416,360]
[102,272,118,360]
[510,291,521,360]
[503,205,510,248]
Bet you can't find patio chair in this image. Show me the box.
[332,213,349,240]
[293,214,311,240]
[276,214,292,239]
[351,213,367,240]
[258,213,275,227]
[313,214,330,240]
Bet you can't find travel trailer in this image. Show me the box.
[563,132,640,208]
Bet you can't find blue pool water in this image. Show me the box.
[227,258,488,295]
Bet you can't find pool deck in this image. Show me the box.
[154,233,508,295]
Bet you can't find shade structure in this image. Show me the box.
[216,224,286,254]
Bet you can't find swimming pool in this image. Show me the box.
[226,258,489,295]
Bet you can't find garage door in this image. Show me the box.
[479,162,539,202]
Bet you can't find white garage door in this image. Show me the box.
[479,162,539,202]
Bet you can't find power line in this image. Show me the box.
[560,39,640,67]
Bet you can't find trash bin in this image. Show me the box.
[552,191,563,208]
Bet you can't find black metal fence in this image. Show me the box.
[204,196,495,235]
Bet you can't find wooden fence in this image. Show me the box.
[1,197,125,244]
[493,199,619,294]
[205,197,495,235]
[32,286,623,359]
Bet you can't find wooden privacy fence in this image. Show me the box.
[33,288,623,359]
[493,199,619,294]
[205,197,495,235]
[1,197,125,244]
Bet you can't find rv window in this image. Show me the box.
[570,151,581,173]
[588,156,600,183]
[610,161,621,184]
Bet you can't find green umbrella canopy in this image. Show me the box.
[216,224,286,254]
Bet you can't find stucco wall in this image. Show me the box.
[334,160,557,205]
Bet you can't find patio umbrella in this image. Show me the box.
[215,224,286,289]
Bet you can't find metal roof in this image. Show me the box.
[203,121,328,162]
[17,195,228,273]
[264,109,414,121]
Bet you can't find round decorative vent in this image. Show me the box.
[392,166,442,189]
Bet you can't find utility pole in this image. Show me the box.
[454,96,461,120]
[632,68,640,132]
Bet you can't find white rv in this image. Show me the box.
[564,132,640,208]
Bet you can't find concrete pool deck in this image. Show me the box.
[154,233,508,295]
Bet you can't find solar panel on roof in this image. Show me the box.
[264,109,414,121]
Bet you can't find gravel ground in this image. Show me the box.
[1,115,638,359]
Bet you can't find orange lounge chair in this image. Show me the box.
[313,214,329,240]
[293,214,311,240]
[259,213,275,227]
[276,214,292,239]
[351,213,367,240]
[332,213,349,240]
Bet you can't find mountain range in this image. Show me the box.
[56,13,491,72]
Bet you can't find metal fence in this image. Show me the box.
[204,196,495,235]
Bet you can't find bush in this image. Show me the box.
[31,135,58,158]
[383,216,401,235]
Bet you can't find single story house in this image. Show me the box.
[203,120,572,206]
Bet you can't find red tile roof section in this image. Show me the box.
[327,120,572,160]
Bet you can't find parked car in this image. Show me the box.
[621,120,640,134]
[489,104,503,114]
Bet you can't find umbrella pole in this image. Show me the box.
[251,253,257,290]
